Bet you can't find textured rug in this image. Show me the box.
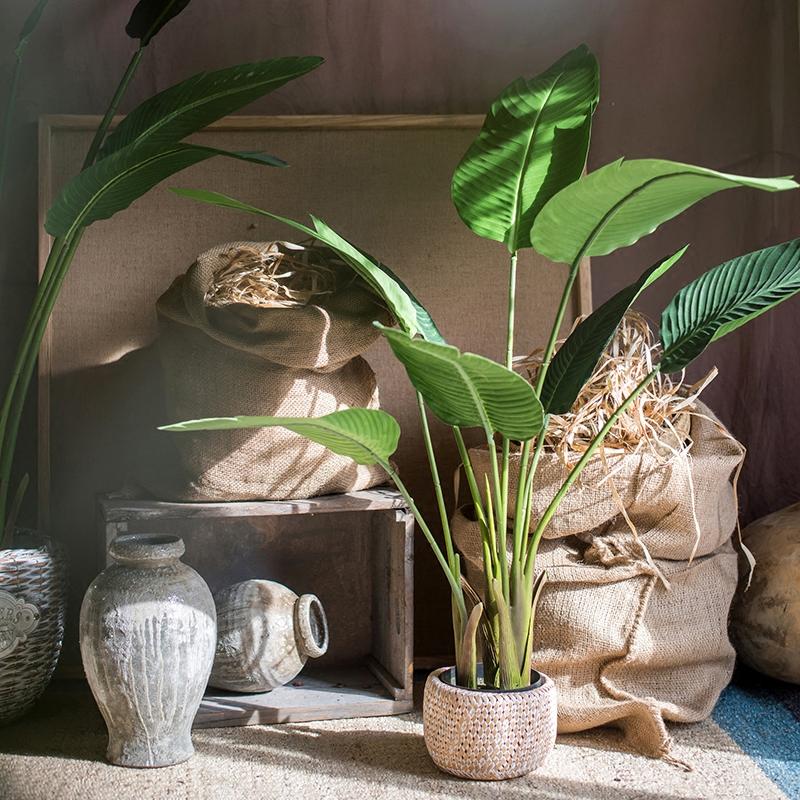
[0,676,796,800]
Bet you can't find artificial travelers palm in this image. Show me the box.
[164,44,800,690]
[0,0,324,543]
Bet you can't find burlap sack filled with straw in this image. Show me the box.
[156,240,388,501]
[452,314,745,760]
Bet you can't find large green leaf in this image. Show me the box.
[170,188,433,340]
[378,325,544,440]
[45,143,285,237]
[160,408,399,466]
[542,246,687,413]
[660,238,800,373]
[100,57,323,157]
[532,158,798,265]
[452,45,598,251]
[16,0,50,52]
[126,0,192,45]
[310,216,444,343]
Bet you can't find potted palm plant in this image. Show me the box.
[0,0,322,723]
[162,44,800,780]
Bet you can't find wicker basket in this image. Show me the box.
[0,533,67,724]
[423,667,557,780]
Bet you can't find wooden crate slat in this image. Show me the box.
[195,665,413,728]
[98,486,407,522]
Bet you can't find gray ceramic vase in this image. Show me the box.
[209,579,328,692]
[80,534,216,768]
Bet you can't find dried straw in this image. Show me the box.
[205,241,344,309]
[515,311,717,464]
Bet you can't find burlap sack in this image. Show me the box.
[156,241,389,501]
[452,402,744,759]
[466,402,743,561]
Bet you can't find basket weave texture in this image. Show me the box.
[423,668,557,780]
[0,538,67,724]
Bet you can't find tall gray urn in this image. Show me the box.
[80,534,216,767]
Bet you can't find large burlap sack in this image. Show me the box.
[466,402,743,561]
[453,402,744,759]
[156,241,389,501]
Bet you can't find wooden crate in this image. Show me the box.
[95,487,414,727]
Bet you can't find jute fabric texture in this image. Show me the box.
[156,242,389,500]
[452,402,744,758]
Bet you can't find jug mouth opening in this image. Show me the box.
[295,594,329,659]
[108,534,185,566]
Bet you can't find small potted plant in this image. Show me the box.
[0,0,322,724]
[164,44,800,779]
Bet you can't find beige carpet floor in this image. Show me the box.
[0,681,787,800]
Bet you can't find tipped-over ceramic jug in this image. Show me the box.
[209,579,328,692]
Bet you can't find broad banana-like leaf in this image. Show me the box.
[126,0,193,46]
[45,143,284,237]
[541,246,688,413]
[452,45,598,251]
[160,408,400,466]
[660,238,800,373]
[532,158,798,265]
[170,188,430,340]
[16,0,50,51]
[100,57,323,157]
[378,325,544,440]
[311,218,445,344]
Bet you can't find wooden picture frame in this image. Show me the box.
[38,114,591,666]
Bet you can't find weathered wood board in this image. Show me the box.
[96,488,414,726]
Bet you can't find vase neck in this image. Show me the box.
[294,594,329,659]
[109,534,185,568]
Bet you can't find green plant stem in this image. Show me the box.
[83,47,144,169]
[0,42,147,538]
[524,370,658,572]
[381,460,466,618]
[453,427,487,526]
[498,249,518,575]
[534,260,582,397]
[416,392,455,569]
[0,230,84,542]
[0,52,24,199]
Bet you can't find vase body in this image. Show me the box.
[423,666,557,781]
[80,534,216,767]
[209,579,328,692]
[0,532,67,724]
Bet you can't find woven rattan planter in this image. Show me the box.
[0,533,67,724]
[423,666,557,780]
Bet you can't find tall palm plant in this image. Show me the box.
[0,0,324,545]
[163,44,800,690]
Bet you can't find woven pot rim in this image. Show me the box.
[1,530,59,559]
[432,665,550,696]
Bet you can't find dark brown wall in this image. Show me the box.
[2,0,799,657]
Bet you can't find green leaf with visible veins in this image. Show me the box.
[378,325,544,440]
[660,238,800,373]
[170,188,435,341]
[45,143,285,237]
[100,57,323,157]
[542,246,687,413]
[160,408,400,466]
[532,158,798,265]
[452,44,599,251]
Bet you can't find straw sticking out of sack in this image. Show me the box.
[205,241,344,309]
[515,311,717,465]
